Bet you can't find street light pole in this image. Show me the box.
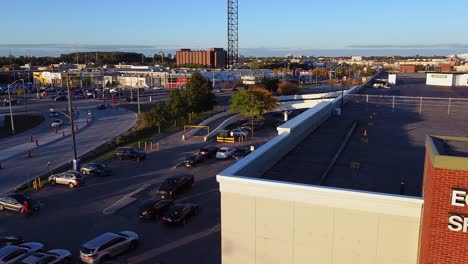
[137,88,141,116]
[66,72,79,170]
[20,79,26,112]
[7,83,15,134]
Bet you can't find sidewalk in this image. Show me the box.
[0,110,91,161]
[0,107,138,194]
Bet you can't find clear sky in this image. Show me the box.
[1,0,468,56]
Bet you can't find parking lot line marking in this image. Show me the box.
[128,224,221,263]
[102,184,151,215]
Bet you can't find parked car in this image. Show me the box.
[155,174,194,199]
[80,163,112,176]
[51,119,64,128]
[115,147,146,161]
[124,97,137,103]
[79,231,139,264]
[20,249,72,264]
[49,111,59,117]
[198,146,219,158]
[0,194,39,213]
[0,235,25,247]
[242,119,265,129]
[216,147,236,159]
[230,128,248,137]
[232,148,252,160]
[162,203,199,225]
[97,103,106,110]
[0,243,44,264]
[137,199,173,220]
[183,154,204,167]
[48,170,85,189]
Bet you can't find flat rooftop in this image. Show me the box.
[432,137,468,158]
[263,73,468,197]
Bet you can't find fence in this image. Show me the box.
[346,94,468,115]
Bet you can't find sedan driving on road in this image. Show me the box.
[20,249,72,264]
[51,119,64,128]
[198,146,219,158]
[183,154,204,167]
[137,199,173,220]
[48,170,85,188]
[216,147,236,159]
[115,147,146,161]
[0,194,39,213]
[80,231,139,264]
[80,163,112,176]
[155,174,194,199]
[162,203,199,225]
[232,148,252,160]
[0,243,44,264]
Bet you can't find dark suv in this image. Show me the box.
[199,146,219,158]
[115,147,146,161]
[155,174,194,199]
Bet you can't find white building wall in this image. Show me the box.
[426,73,454,86]
[388,74,397,85]
[454,74,468,87]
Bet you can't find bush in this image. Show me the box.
[278,82,300,95]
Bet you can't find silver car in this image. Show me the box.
[20,249,72,264]
[80,231,139,264]
[49,170,85,189]
[0,243,44,264]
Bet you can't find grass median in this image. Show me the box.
[82,104,215,163]
[0,114,45,139]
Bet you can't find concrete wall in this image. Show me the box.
[218,176,423,264]
[454,74,468,87]
[426,73,454,86]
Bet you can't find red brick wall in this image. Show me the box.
[400,65,416,73]
[419,152,468,264]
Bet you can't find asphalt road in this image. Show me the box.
[0,121,279,264]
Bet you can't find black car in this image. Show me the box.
[232,148,252,160]
[137,199,173,220]
[0,194,39,213]
[124,97,137,103]
[2,98,17,106]
[183,154,204,167]
[0,235,25,247]
[115,147,146,161]
[162,203,199,225]
[80,163,112,176]
[199,146,219,158]
[155,174,194,199]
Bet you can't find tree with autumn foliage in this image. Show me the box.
[230,86,278,139]
[278,81,300,95]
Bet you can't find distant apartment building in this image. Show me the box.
[176,48,227,68]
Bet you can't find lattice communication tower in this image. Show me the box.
[227,0,239,67]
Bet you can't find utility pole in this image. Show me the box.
[66,73,79,170]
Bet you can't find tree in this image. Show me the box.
[184,72,214,118]
[233,79,244,88]
[278,82,300,95]
[230,86,278,139]
[166,90,186,127]
[144,102,168,134]
[259,77,280,92]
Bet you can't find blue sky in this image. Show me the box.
[1,0,468,56]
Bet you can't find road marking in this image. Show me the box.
[128,224,221,263]
[102,184,150,215]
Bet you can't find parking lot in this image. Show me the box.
[0,112,286,263]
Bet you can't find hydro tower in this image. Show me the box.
[227,0,239,67]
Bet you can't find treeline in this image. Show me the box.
[0,52,166,69]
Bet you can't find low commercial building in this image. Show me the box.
[426,72,468,87]
[400,65,416,73]
[176,48,227,68]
